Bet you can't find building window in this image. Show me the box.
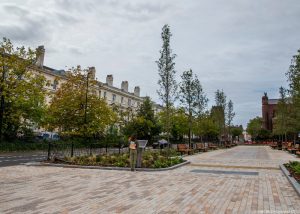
[137,102,140,106]
[99,90,101,98]
[128,99,131,106]
[112,94,116,102]
[121,97,124,104]
[104,91,107,99]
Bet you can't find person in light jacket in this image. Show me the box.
[129,136,137,171]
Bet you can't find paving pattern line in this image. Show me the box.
[189,163,280,170]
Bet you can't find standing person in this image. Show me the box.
[129,136,137,171]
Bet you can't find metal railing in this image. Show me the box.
[47,141,129,160]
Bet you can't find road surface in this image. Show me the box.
[0,151,47,167]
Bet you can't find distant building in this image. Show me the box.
[262,92,278,131]
[30,45,162,114]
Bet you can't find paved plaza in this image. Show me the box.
[0,146,300,214]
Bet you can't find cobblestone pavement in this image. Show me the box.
[0,146,299,214]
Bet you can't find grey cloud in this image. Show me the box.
[98,0,173,22]
[0,18,49,42]
[3,4,28,16]
[0,2,80,43]
[56,0,96,12]
[54,12,79,24]
[124,2,169,14]
[67,47,84,56]
[1,0,300,127]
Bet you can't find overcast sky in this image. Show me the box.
[1,0,300,127]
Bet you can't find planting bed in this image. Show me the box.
[47,149,184,169]
[284,161,300,184]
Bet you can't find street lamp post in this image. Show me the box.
[84,71,89,125]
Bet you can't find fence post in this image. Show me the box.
[47,141,51,160]
[71,141,74,157]
[89,139,92,156]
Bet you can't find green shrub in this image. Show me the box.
[0,141,48,152]
[286,161,300,175]
[64,150,183,168]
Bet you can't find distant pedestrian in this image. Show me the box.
[129,136,137,171]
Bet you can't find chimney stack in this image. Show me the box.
[262,92,268,105]
[121,81,128,92]
[88,67,96,80]
[134,86,140,97]
[106,75,113,86]
[35,45,45,68]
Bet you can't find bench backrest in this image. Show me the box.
[177,144,188,150]
[196,143,204,149]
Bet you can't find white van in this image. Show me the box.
[37,132,60,141]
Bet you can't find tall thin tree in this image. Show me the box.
[273,86,290,142]
[214,89,227,142]
[180,69,197,148]
[156,24,177,143]
[226,99,235,141]
[194,77,208,117]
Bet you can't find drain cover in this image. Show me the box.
[190,169,258,176]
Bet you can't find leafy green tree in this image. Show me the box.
[257,128,271,140]
[213,89,227,141]
[0,38,47,141]
[273,87,291,141]
[179,69,197,147]
[193,113,219,141]
[230,126,243,141]
[246,117,262,141]
[210,105,224,140]
[123,97,161,142]
[156,24,177,143]
[46,66,116,138]
[194,77,208,117]
[169,108,189,142]
[226,100,235,140]
[286,49,300,137]
[137,97,155,121]
[215,89,227,110]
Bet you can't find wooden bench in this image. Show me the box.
[270,142,278,149]
[195,143,208,152]
[283,142,293,151]
[225,142,235,148]
[288,144,299,154]
[208,143,218,150]
[287,142,294,151]
[177,144,194,155]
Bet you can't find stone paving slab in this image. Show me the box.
[184,146,300,169]
[0,146,300,214]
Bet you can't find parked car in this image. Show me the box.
[36,132,60,141]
